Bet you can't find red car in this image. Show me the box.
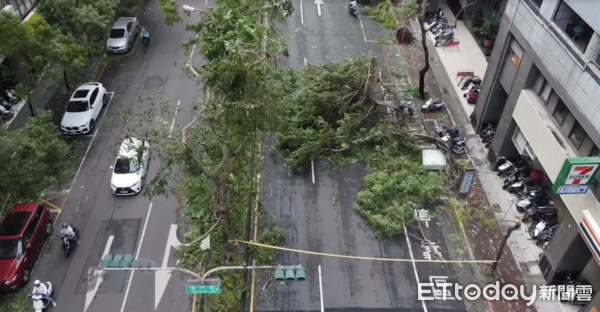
[0,203,53,292]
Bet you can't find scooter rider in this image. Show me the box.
[60,223,80,246]
[32,280,56,307]
[141,26,150,45]
[349,0,358,11]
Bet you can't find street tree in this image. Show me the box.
[0,111,72,216]
[0,12,88,95]
[36,0,116,45]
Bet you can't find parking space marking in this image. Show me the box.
[130,33,142,53]
[318,264,324,312]
[403,225,429,312]
[101,92,116,121]
[359,17,377,43]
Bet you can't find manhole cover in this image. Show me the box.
[442,88,449,94]
[492,204,502,212]
[144,76,165,90]
[519,262,530,273]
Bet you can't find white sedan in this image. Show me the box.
[110,138,150,195]
[60,82,108,135]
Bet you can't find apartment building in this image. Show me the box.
[471,0,600,307]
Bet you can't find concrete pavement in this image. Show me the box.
[18,1,213,312]
[255,1,469,311]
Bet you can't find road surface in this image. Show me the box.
[27,0,213,312]
[256,1,471,311]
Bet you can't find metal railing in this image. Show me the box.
[520,0,600,84]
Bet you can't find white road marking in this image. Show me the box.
[84,235,114,312]
[100,92,116,121]
[155,224,181,309]
[205,0,208,6]
[403,225,429,312]
[304,57,307,66]
[311,159,315,184]
[168,100,181,138]
[315,0,322,16]
[300,0,304,24]
[120,202,153,312]
[358,18,377,43]
[318,265,324,312]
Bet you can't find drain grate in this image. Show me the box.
[492,204,502,212]
[519,262,530,273]
[442,88,449,94]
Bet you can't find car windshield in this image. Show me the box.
[114,158,139,174]
[0,239,21,260]
[66,100,89,113]
[109,28,126,38]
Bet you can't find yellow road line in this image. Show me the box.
[39,199,63,211]
[96,58,108,81]
[236,240,497,264]
[453,207,477,264]
[249,140,263,312]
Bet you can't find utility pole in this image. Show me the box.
[491,220,521,272]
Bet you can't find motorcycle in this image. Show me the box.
[522,206,558,222]
[58,226,80,258]
[32,282,53,312]
[452,142,468,155]
[562,274,591,306]
[421,98,446,113]
[434,29,454,41]
[494,155,532,176]
[466,88,480,104]
[529,219,559,238]
[431,22,453,34]
[516,195,553,212]
[348,4,358,18]
[435,125,460,142]
[460,76,482,91]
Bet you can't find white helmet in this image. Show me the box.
[34,279,40,286]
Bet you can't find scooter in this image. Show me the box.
[461,76,482,91]
[522,207,558,222]
[466,88,479,104]
[421,98,446,113]
[452,142,468,155]
[435,125,460,142]
[32,282,53,312]
[495,155,532,176]
[516,196,553,212]
[434,29,454,41]
[348,4,358,18]
[58,226,80,258]
[529,219,559,238]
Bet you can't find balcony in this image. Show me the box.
[552,0,594,53]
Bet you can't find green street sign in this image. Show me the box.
[185,285,221,295]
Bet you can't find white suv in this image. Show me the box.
[60,83,108,135]
[110,138,150,195]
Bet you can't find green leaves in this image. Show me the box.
[0,111,73,216]
[37,0,116,43]
[355,153,445,238]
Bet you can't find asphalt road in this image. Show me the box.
[25,1,213,312]
[256,1,470,311]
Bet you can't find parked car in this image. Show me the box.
[60,82,108,135]
[0,203,53,292]
[106,17,140,53]
[110,137,150,195]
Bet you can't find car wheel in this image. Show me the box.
[127,41,132,51]
[22,268,31,283]
[89,119,96,133]
[45,221,53,236]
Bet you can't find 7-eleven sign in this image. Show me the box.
[553,157,600,194]
[565,165,600,185]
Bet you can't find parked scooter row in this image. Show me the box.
[426,11,458,47]
[461,76,482,104]
[0,89,18,122]
[435,124,468,155]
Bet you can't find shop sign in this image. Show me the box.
[579,210,600,266]
[552,157,600,194]
[458,168,476,198]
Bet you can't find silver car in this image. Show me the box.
[106,17,139,53]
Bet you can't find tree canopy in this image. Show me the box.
[36,0,116,43]
[0,12,88,90]
[0,111,72,216]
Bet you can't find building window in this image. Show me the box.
[569,122,586,147]
[533,73,545,94]
[540,82,552,103]
[552,0,594,53]
[553,100,568,124]
[532,0,543,8]
[509,40,524,67]
[590,146,600,157]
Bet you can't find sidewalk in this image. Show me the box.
[410,5,577,312]
[7,56,105,131]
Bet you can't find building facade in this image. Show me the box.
[471,0,600,309]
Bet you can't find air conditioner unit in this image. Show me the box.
[1,5,19,16]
